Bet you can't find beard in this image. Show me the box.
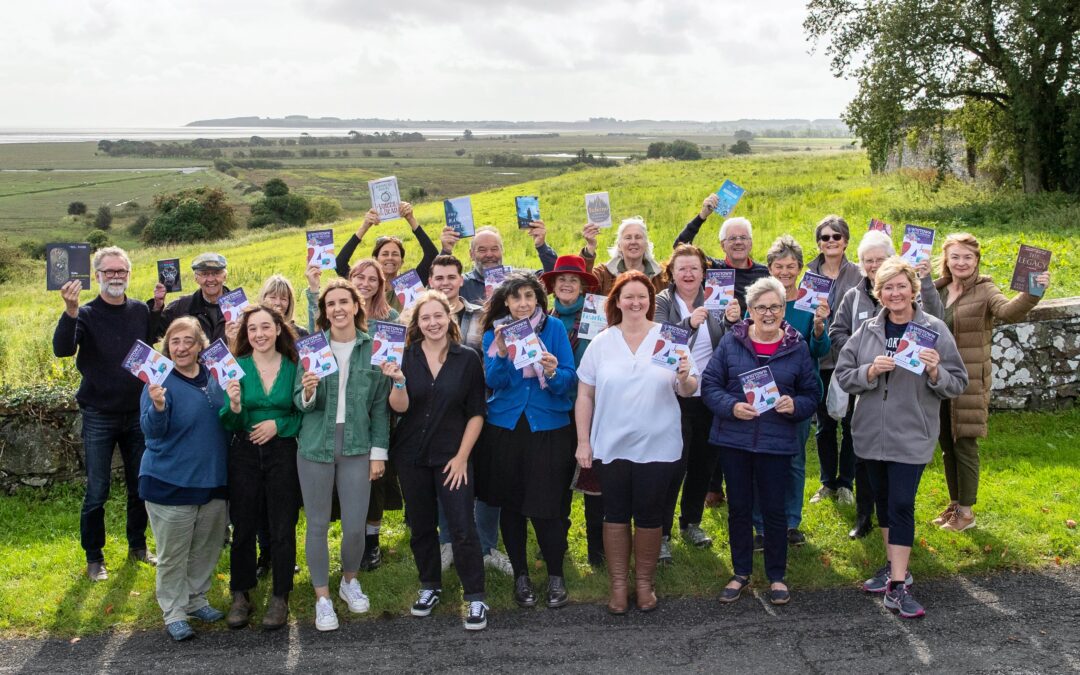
[102,280,127,298]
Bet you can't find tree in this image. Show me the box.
[308,196,343,224]
[86,230,110,250]
[93,206,113,230]
[805,0,1080,193]
[249,178,310,228]
[463,129,474,140]
[263,178,290,197]
[67,201,87,216]
[143,187,237,244]
[734,129,754,141]
[730,140,752,155]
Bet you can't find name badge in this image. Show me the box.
[858,311,869,320]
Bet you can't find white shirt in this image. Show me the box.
[674,294,714,397]
[330,339,353,425]
[577,324,682,464]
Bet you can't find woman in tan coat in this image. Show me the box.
[933,233,1050,532]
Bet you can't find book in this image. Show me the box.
[713,180,745,217]
[501,318,544,370]
[306,229,335,270]
[122,340,174,386]
[368,176,401,221]
[868,218,893,236]
[577,293,608,340]
[585,191,612,228]
[199,338,245,387]
[444,196,475,238]
[900,225,935,265]
[219,288,249,323]
[391,269,425,310]
[703,269,736,311]
[157,258,182,293]
[651,322,691,371]
[483,265,512,299]
[893,323,939,375]
[369,321,406,366]
[296,332,338,379]
[1009,244,1051,296]
[739,366,781,414]
[794,271,833,313]
[515,195,540,228]
[45,243,91,291]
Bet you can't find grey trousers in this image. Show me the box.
[145,499,228,625]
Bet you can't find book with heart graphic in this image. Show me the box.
[900,225,935,265]
[1009,244,1051,296]
[199,338,246,388]
[651,323,691,372]
[296,332,338,379]
[219,288,250,323]
[713,179,745,217]
[306,229,336,270]
[893,323,939,375]
[368,176,401,222]
[391,269,425,310]
[444,196,475,238]
[578,293,608,340]
[739,365,780,414]
[122,340,174,386]
[704,269,736,311]
[585,191,612,228]
[483,265,512,299]
[369,321,406,367]
[794,271,833,313]
[502,318,544,370]
[868,218,893,236]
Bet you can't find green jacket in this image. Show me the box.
[220,355,302,437]
[293,331,391,463]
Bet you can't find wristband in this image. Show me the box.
[393,379,407,389]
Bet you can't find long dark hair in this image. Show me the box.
[482,272,548,332]
[232,304,299,363]
[317,278,367,333]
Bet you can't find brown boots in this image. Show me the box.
[227,591,289,630]
[633,527,662,612]
[226,592,252,629]
[603,523,631,614]
[262,594,289,630]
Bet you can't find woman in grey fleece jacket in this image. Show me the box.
[835,257,967,620]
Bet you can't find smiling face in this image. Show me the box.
[417,299,450,342]
[324,288,359,331]
[471,231,504,270]
[553,273,583,305]
[507,286,538,320]
[349,265,381,301]
[671,254,704,297]
[95,254,129,299]
[245,309,281,355]
[262,292,289,318]
[375,242,403,279]
[616,280,650,321]
[429,264,463,301]
[167,329,202,371]
[879,273,915,315]
[945,243,979,282]
[721,223,751,265]
[195,268,227,302]
[768,256,801,292]
[817,226,848,258]
[618,224,647,262]
[749,291,785,336]
[859,247,890,283]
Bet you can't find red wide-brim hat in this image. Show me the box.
[540,255,600,294]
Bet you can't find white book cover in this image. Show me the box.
[585,192,612,228]
[368,176,401,222]
[577,293,608,340]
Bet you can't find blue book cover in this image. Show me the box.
[444,196,475,238]
[370,321,406,366]
[45,243,92,291]
[713,180,745,217]
[515,195,540,228]
[296,332,338,379]
[199,338,245,387]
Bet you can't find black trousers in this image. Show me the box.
[815,369,856,490]
[721,447,789,583]
[598,458,679,528]
[228,435,301,597]
[501,509,567,578]
[662,397,722,535]
[396,456,485,600]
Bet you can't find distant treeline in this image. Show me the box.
[96,132,425,159]
[473,149,619,168]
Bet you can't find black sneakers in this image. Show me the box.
[410,588,441,617]
[464,601,488,631]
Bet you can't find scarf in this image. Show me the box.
[487,307,549,388]
[551,295,585,354]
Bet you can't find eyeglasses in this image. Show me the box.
[723,235,751,243]
[751,304,784,315]
[818,233,845,242]
[98,269,129,278]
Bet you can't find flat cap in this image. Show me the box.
[191,252,227,271]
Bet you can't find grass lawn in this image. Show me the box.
[0,408,1075,638]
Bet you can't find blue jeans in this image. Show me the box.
[438,498,500,553]
[753,418,811,533]
[80,407,149,563]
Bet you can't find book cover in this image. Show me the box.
[894,323,939,375]
[713,180,745,217]
[157,258,182,292]
[900,225,935,265]
[369,321,406,366]
[296,332,338,379]
[368,176,401,221]
[444,196,475,238]
[1009,244,1051,296]
[199,338,245,387]
[794,271,833,313]
[483,265,512,299]
[45,243,91,291]
[391,269,425,310]
[577,293,608,340]
[122,339,174,386]
[306,229,336,270]
[651,322,691,371]
[515,195,540,229]
[502,318,544,370]
[703,269,736,311]
[585,191,612,228]
[868,218,893,236]
[219,288,249,323]
[739,366,780,413]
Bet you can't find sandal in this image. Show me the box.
[768,582,791,606]
[719,574,750,604]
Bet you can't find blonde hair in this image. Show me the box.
[160,317,209,359]
[404,290,462,346]
[872,257,919,304]
[348,258,393,321]
[258,274,297,323]
[937,232,982,283]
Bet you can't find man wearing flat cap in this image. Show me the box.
[149,252,231,343]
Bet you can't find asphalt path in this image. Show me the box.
[2,568,1078,674]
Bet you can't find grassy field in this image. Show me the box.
[0,408,1075,637]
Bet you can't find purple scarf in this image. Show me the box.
[487,308,549,388]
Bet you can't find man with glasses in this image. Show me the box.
[53,247,164,580]
[150,253,230,343]
[440,224,558,306]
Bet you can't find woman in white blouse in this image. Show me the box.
[575,270,697,614]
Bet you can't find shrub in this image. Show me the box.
[362,149,373,157]
[0,244,22,284]
[250,179,310,228]
[404,187,427,202]
[93,206,112,230]
[86,230,110,250]
[263,178,290,197]
[454,148,467,157]
[376,149,392,157]
[730,140,752,155]
[67,202,87,216]
[18,241,45,259]
[128,214,150,236]
[143,187,237,244]
[308,196,343,224]
[122,201,140,211]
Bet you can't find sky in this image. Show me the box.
[0,0,858,127]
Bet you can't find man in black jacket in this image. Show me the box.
[150,252,229,343]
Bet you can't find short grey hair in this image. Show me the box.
[765,234,804,268]
[719,217,753,243]
[92,246,131,272]
[856,231,896,274]
[815,214,850,242]
[745,276,787,310]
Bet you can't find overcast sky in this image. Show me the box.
[0,0,857,127]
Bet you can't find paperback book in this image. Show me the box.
[515,195,540,228]
[368,176,401,221]
[45,243,91,291]
[502,318,544,370]
[651,323,691,372]
[199,338,245,387]
[306,229,336,270]
[296,332,338,379]
[219,288,249,323]
[391,269,425,310]
[703,269,736,311]
[794,271,833,313]
[868,218,893,236]
[122,340,174,386]
[444,196,475,238]
[713,180,745,217]
[1009,244,1052,297]
[484,265,512,299]
[370,321,406,366]
[577,294,608,340]
[585,192,612,228]
[157,258,182,293]
[894,323,939,375]
[739,366,780,414]
[900,225,935,265]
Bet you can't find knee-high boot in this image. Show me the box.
[633,526,662,612]
[602,522,631,614]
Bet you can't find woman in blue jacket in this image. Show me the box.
[701,277,821,606]
[478,273,578,610]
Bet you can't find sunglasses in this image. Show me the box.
[818,233,845,242]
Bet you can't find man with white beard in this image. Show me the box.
[53,246,165,581]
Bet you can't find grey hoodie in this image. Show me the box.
[834,305,968,465]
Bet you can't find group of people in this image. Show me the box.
[53,194,1051,639]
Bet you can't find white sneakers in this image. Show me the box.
[315,597,339,632]
[440,542,454,572]
[483,548,513,575]
[339,578,371,614]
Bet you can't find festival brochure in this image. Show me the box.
[794,271,833,313]
[444,196,476,238]
[199,338,245,388]
[219,288,249,323]
[515,196,540,228]
[650,322,691,372]
[1009,244,1051,297]
[157,258,182,292]
[306,229,336,270]
[296,332,338,379]
[893,323,939,376]
[713,179,745,217]
[501,318,544,370]
[45,243,92,291]
[868,218,893,236]
[703,269,736,311]
[369,321,406,366]
[585,191,612,228]
[577,293,608,340]
[122,340,174,386]
[368,176,401,222]
[739,366,781,414]
[483,265,512,299]
[391,269,425,310]
[900,224,935,265]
